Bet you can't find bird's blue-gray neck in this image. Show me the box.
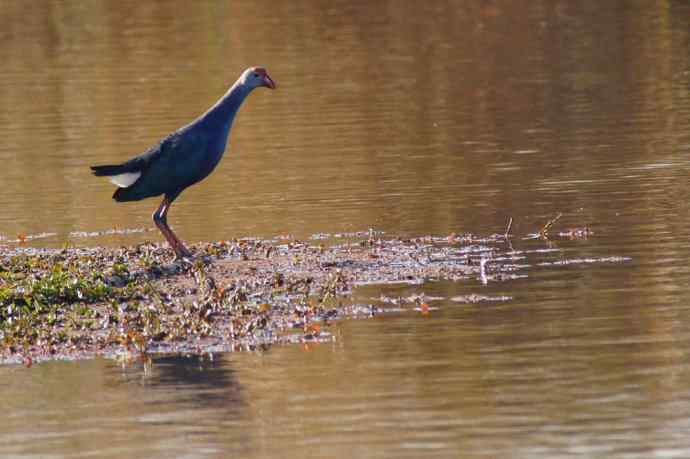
[197,82,253,132]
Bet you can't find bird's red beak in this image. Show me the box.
[263,73,276,89]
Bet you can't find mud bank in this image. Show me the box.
[0,228,626,365]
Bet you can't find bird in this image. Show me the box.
[91,67,276,259]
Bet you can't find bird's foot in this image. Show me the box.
[174,253,195,264]
[173,244,194,263]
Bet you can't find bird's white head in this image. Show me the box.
[241,67,276,90]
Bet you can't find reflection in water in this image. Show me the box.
[0,356,250,458]
[0,0,684,246]
[0,0,690,458]
[135,354,244,408]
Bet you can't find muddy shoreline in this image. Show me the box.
[0,228,625,365]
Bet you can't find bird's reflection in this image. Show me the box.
[116,353,246,409]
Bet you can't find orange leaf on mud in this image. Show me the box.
[305,323,321,335]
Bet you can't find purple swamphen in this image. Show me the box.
[91,67,276,259]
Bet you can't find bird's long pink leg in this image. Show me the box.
[153,197,192,259]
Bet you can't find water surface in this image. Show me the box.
[1,1,690,458]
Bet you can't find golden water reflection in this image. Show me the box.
[1,1,690,457]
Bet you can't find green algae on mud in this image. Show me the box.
[0,229,629,365]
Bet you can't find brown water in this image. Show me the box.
[1,1,690,457]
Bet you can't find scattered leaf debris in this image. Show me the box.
[0,226,629,365]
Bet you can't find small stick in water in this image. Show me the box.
[540,212,563,238]
[504,217,513,239]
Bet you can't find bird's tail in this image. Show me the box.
[91,163,143,193]
[90,164,129,176]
